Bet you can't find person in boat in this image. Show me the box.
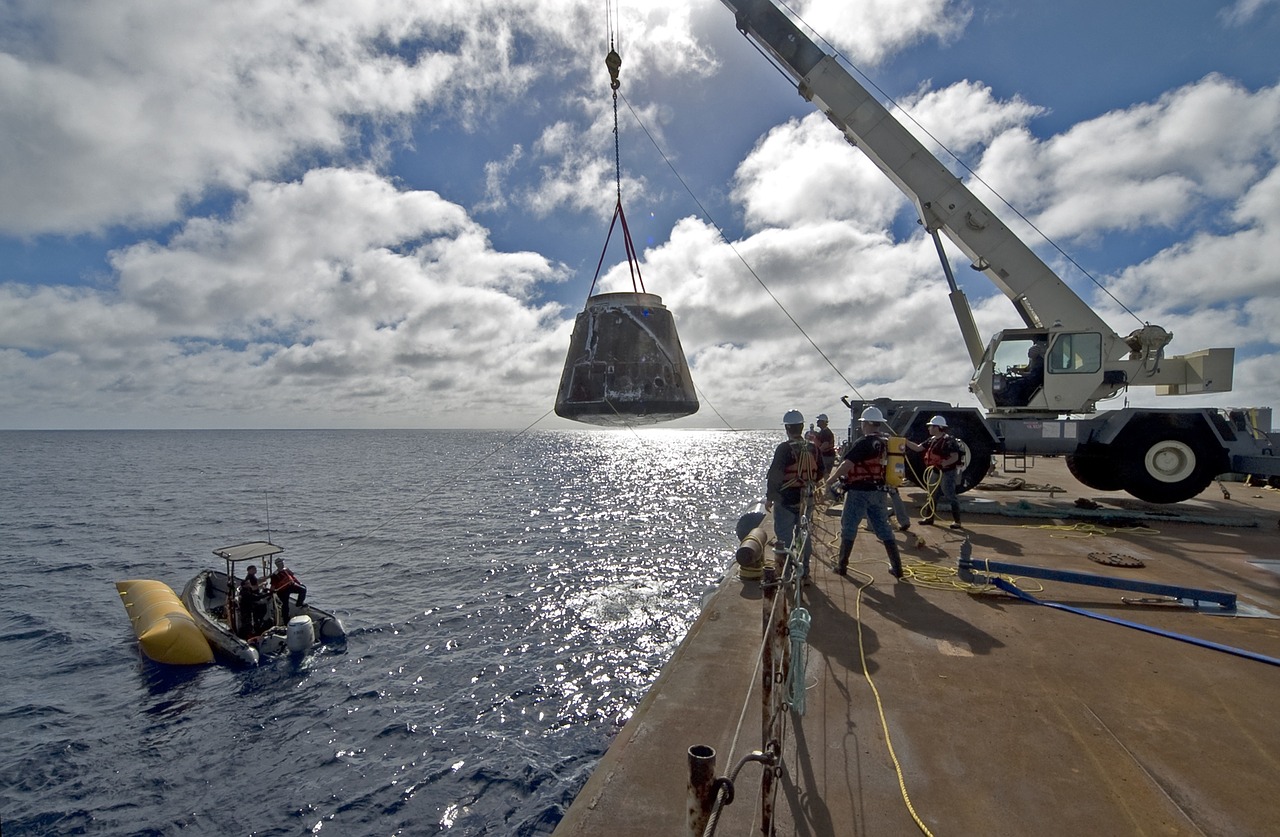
[270,556,308,621]
[765,409,821,582]
[238,564,271,636]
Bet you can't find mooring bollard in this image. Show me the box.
[687,744,717,837]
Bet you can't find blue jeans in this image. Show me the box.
[888,486,909,528]
[773,503,812,577]
[841,489,894,544]
[925,468,959,519]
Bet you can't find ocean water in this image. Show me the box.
[0,428,777,836]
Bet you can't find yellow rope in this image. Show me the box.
[845,559,936,836]
[917,465,941,521]
[1016,523,1161,539]
[814,498,1065,833]
[897,559,1045,595]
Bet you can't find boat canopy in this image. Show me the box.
[212,542,285,563]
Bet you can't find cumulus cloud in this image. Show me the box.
[2,0,1279,430]
[0,169,569,426]
[793,0,970,66]
[0,0,639,237]
[968,75,1280,242]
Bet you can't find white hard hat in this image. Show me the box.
[859,406,885,423]
[927,415,948,428]
[816,413,828,422]
[783,409,804,425]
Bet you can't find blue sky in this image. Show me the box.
[2,0,1278,429]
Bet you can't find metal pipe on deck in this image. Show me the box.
[687,744,717,837]
[735,526,767,579]
[957,543,1237,610]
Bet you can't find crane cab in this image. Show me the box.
[972,329,1123,415]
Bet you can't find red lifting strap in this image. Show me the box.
[587,197,646,299]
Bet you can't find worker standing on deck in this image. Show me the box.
[905,415,964,529]
[812,413,837,477]
[765,410,821,581]
[825,406,903,579]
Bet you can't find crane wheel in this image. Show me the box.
[1121,424,1219,503]
[1065,446,1124,491]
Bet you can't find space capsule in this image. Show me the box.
[555,292,698,426]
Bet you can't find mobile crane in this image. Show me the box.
[719,0,1278,502]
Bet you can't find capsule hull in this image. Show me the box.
[555,292,698,426]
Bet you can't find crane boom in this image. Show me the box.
[718,0,1234,415]
[724,0,1105,334]
[709,0,1277,505]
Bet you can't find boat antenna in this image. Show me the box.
[265,492,273,545]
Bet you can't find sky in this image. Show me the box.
[2,0,1279,431]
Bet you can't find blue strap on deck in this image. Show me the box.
[991,577,1280,668]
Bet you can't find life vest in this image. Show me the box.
[842,435,887,486]
[815,427,836,457]
[923,434,958,470]
[781,439,820,489]
[271,568,300,592]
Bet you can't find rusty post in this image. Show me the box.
[688,744,717,837]
[762,558,790,836]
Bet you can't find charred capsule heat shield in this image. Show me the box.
[555,292,698,426]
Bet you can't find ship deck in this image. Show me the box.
[553,457,1280,836]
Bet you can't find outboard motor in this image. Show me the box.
[286,615,315,655]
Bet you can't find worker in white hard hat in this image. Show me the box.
[824,406,903,579]
[904,415,964,529]
[765,409,821,582]
[812,413,836,477]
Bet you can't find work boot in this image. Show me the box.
[920,516,934,526]
[884,540,903,579]
[949,504,964,530]
[835,538,852,575]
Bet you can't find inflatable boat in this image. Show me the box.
[180,541,346,666]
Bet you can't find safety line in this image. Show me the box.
[810,495,935,833]
[847,560,936,836]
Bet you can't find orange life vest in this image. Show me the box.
[841,434,887,487]
[781,440,820,489]
[923,434,959,470]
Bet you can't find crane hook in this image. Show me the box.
[606,48,621,90]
